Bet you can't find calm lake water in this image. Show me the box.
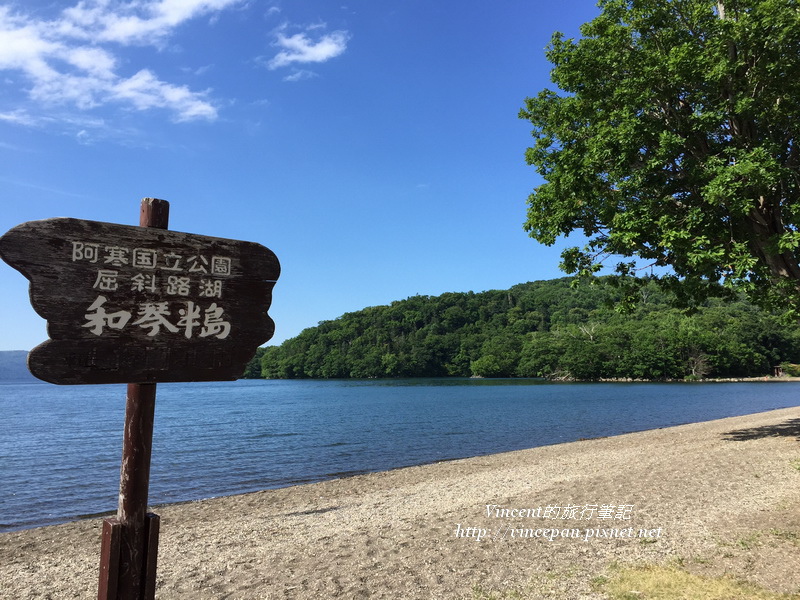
[1,378,798,532]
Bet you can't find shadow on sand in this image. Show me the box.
[722,417,800,441]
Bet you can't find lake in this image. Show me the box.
[1,378,798,532]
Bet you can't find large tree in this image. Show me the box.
[520,0,800,313]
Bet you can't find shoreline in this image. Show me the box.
[596,376,800,383]
[2,405,800,598]
[256,375,800,383]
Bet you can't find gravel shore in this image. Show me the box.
[2,406,799,599]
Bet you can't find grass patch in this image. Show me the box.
[639,537,659,545]
[736,532,762,550]
[714,531,767,553]
[791,459,800,473]
[471,560,800,599]
[770,528,800,546]
[598,564,800,599]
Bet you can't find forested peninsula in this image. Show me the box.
[247,277,800,381]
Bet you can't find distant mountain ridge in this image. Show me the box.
[0,351,37,382]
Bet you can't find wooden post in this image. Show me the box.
[116,382,158,600]
[99,198,169,600]
[98,518,121,600]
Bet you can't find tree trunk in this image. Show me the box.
[747,199,800,283]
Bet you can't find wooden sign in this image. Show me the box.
[0,217,280,384]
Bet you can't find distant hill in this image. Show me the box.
[0,351,37,382]
[260,277,800,381]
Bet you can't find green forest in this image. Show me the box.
[243,277,800,381]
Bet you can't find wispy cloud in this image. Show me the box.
[0,108,152,146]
[267,24,349,71]
[283,69,318,83]
[0,175,91,198]
[0,140,25,152]
[0,109,41,127]
[0,1,242,124]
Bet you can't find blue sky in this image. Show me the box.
[0,0,602,352]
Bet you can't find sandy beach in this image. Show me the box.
[2,405,799,599]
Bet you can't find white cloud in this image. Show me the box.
[111,69,216,121]
[267,25,349,70]
[0,1,241,124]
[0,9,61,75]
[0,109,40,127]
[283,69,317,83]
[61,0,241,45]
[66,47,117,78]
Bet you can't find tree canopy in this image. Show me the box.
[520,0,800,314]
[255,277,800,380]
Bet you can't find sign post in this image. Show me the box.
[0,198,280,600]
[100,198,169,600]
[98,381,161,600]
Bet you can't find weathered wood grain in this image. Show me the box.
[0,218,280,384]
